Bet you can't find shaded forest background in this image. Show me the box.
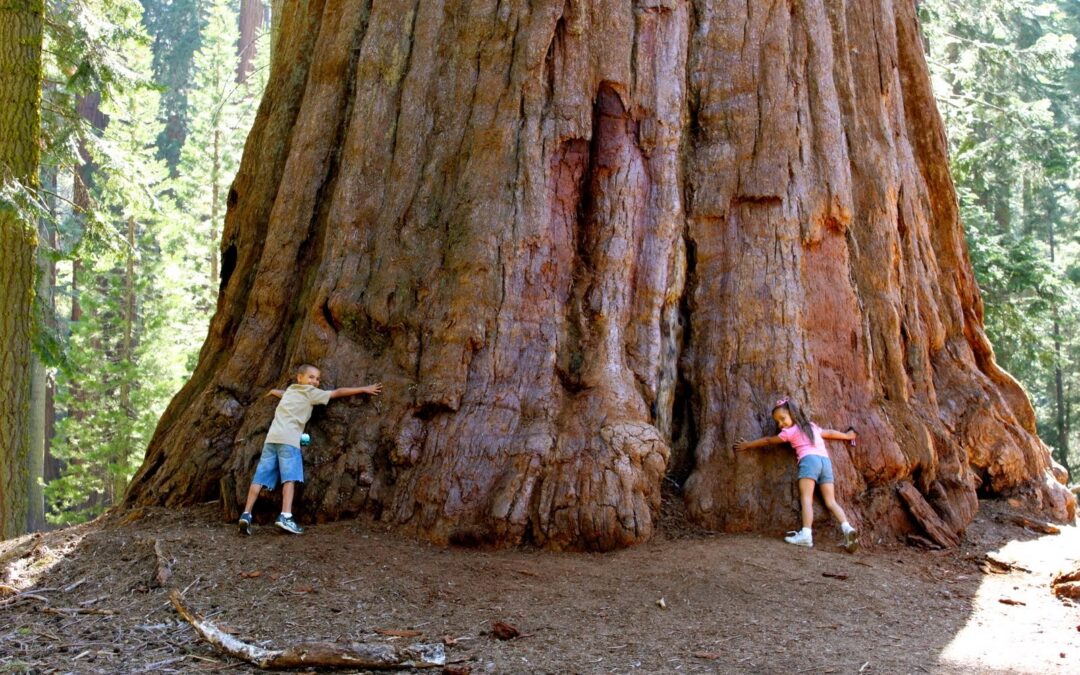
[6,0,1080,531]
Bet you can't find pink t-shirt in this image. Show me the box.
[778,423,829,460]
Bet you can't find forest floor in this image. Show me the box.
[1,496,1078,675]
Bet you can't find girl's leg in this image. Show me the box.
[819,482,849,523]
[798,478,816,529]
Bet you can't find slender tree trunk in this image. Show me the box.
[27,166,57,532]
[65,94,108,513]
[1053,320,1069,473]
[42,172,59,487]
[68,94,107,392]
[0,0,44,540]
[126,0,1076,550]
[27,358,47,531]
[70,259,83,322]
[210,128,220,291]
[115,216,137,504]
[28,355,45,531]
[269,0,282,69]
[238,0,266,83]
[1048,217,1071,478]
[70,165,90,325]
[70,91,108,327]
[27,225,50,530]
[66,165,90,462]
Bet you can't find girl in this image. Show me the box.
[735,398,859,551]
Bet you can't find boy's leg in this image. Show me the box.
[273,446,305,534]
[281,480,295,515]
[239,483,262,536]
[275,481,303,534]
[242,444,282,535]
[243,482,263,515]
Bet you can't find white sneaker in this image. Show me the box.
[843,529,859,553]
[784,529,813,547]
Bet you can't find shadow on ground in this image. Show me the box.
[1,499,1078,674]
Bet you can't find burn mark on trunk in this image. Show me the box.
[219,244,237,294]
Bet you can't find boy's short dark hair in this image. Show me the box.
[295,363,319,376]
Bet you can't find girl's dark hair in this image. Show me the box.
[773,398,816,442]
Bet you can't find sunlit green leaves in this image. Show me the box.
[922,0,1080,471]
[40,0,269,524]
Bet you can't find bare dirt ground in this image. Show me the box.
[2,496,1078,674]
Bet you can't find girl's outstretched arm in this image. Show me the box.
[734,435,785,452]
[819,427,857,442]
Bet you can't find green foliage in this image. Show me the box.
[171,0,267,319]
[141,0,203,169]
[39,0,269,524]
[44,3,172,524]
[922,0,1080,474]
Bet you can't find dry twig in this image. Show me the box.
[151,539,173,588]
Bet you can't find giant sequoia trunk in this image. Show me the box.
[126,0,1075,550]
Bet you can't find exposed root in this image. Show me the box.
[897,482,960,548]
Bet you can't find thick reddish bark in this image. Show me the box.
[126,0,1074,551]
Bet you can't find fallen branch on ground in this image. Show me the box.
[906,534,943,551]
[0,592,51,609]
[0,591,116,615]
[976,554,1031,575]
[150,539,172,588]
[40,605,117,616]
[1002,515,1061,535]
[169,590,446,669]
[1052,568,1080,602]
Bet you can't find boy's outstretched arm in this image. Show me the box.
[267,389,285,398]
[329,382,383,399]
[734,435,784,451]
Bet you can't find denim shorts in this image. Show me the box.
[252,443,304,489]
[797,455,834,484]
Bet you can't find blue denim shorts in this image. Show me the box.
[797,455,834,484]
[252,443,304,489]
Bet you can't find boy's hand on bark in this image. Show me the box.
[365,383,383,396]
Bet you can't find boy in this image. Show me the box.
[239,364,382,535]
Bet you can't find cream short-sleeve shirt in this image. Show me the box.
[265,384,332,447]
